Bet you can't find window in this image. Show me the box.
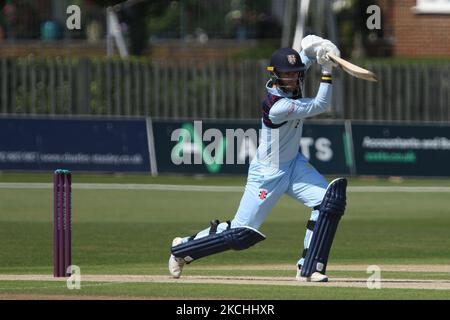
[413,0,450,14]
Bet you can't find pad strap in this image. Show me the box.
[301,219,317,259]
[306,219,316,231]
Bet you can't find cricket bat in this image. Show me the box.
[327,53,378,82]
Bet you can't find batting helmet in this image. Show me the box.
[267,48,306,94]
[267,48,306,73]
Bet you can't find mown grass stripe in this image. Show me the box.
[1,183,450,193]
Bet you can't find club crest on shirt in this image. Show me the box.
[287,54,296,65]
[258,189,268,200]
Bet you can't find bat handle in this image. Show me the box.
[325,53,339,67]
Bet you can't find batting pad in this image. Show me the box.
[171,226,265,262]
[301,178,347,277]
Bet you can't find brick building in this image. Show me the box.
[382,0,450,57]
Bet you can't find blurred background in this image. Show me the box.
[0,0,448,119]
[0,0,449,176]
[1,2,450,301]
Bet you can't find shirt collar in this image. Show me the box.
[266,80,297,98]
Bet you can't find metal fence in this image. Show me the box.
[0,57,449,121]
[343,63,450,122]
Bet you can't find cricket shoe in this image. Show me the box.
[295,264,328,282]
[168,237,186,278]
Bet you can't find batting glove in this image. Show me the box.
[301,35,326,59]
[316,42,340,66]
[301,35,340,67]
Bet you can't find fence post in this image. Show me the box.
[143,60,150,116]
[75,59,91,114]
[10,59,16,114]
[114,59,122,115]
[134,59,141,116]
[30,56,37,114]
[124,59,131,116]
[333,68,345,119]
[405,64,411,121]
[1,59,7,114]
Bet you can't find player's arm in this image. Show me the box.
[269,35,339,123]
[299,49,314,70]
[268,74,333,123]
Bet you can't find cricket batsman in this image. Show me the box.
[169,35,347,282]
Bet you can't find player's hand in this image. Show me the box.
[316,42,340,66]
[301,35,340,66]
[301,35,325,59]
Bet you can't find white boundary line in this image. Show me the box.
[0,183,450,193]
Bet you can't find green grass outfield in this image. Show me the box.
[0,173,449,299]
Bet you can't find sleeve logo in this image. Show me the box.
[258,189,268,200]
